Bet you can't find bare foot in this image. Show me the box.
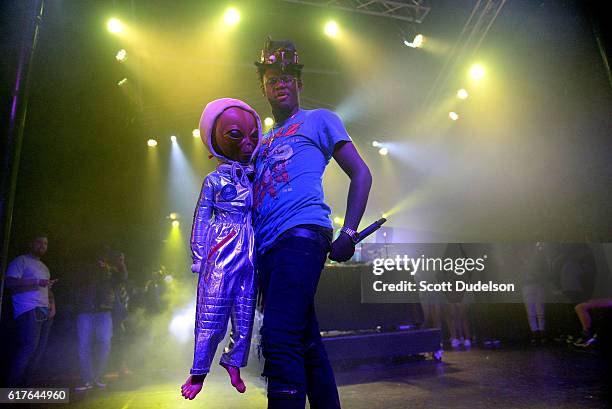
[181,374,205,400]
[221,363,246,393]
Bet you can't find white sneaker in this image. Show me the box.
[95,379,107,389]
[75,382,93,392]
[574,334,597,348]
[463,339,472,348]
[450,338,461,348]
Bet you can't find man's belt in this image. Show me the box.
[277,226,332,250]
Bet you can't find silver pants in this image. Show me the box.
[190,250,256,375]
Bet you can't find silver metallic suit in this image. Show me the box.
[189,98,261,376]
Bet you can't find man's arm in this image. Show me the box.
[329,141,372,262]
[5,277,39,293]
[49,289,56,318]
[5,277,56,293]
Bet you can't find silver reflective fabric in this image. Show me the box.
[189,162,256,375]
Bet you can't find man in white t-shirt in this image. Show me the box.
[5,233,57,386]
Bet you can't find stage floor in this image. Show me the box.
[38,346,610,409]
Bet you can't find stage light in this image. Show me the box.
[107,18,124,34]
[413,34,424,48]
[378,147,389,156]
[117,78,128,86]
[469,64,485,80]
[264,117,274,127]
[115,49,127,62]
[449,112,459,121]
[223,7,240,26]
[404,33,424,48]
[333,216,344,225]
[170,135,177,143]
[164,274,174,284]
[147,139,158,147]
[192,129,200,138]
[372,141,380,147]
[172,220,180,228]
[457,88,469,99]
[324,21,339,38]
[382,212,388,219]
[169,212,178,220]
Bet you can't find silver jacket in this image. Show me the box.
[191,162,255,266]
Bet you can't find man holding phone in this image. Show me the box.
[5,233,57,387]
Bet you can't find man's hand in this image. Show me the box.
[191,262,202,273]
[38,279,58,288]
[329,233,355,262]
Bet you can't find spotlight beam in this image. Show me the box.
[423,0,506,109]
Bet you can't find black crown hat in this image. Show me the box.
[254,37,304,72]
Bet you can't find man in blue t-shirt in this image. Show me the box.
[254,38,372,409]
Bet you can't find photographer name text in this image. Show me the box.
[372,280,515,293]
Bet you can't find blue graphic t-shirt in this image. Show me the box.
[253,108,351,254]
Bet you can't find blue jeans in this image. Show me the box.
[8,308,53,387]
[77,312,113,383]
[258,233,341,409]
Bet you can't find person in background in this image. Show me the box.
[5,233,57,387]
[520,242,549,344]
[106,249,132,376]
[74,254,116,391]
[573,298,612,348]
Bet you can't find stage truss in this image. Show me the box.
[279,0,431,23]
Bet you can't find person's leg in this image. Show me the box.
[183,266,233,400]
[432,304,442,329]
[574,302,592,334]
[8,310,41,387]
[190,271,232,376]
[220,265,256,393]
[25,316,54,381]
[220,263,256,368]
[575,299,612,334]
[304,303,341,409]
[77,313,95,385]
[459,304,471,346]
[533,285,545,335]
[522,284,539,337]
[93,312,113,384]
[421,303,433,328]
[259,236,330,409]
[113,319,132,375]
[446,304,460,347]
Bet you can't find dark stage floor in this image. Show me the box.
[23,345,610,409]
